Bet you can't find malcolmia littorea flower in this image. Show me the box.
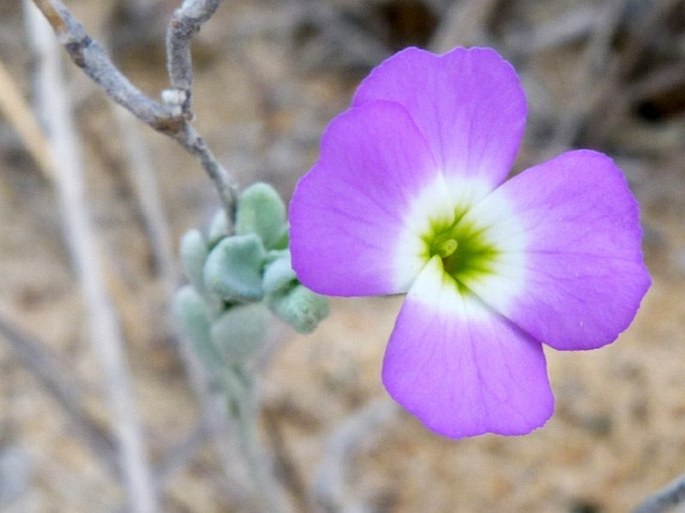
[288,47,651,438]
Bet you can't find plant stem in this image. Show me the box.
[223,369,288,513]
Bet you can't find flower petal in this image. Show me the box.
[382,257,554,438]
[463,150,651,350]
[353,47,526,203]
[290,101,453,296]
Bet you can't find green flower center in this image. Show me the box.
[424,212,499,294]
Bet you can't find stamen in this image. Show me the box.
[434,238,458,258]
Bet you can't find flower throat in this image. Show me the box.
[426,216,499,293]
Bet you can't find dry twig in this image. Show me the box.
[548,0,627,150]
[632,473,685,513]
[111,105,179,286]
[0,312,118,477]
[0,58,54,179]
[166,0,223,109]
[263,404,312,513]
[312,399,399,513]
[583,0,684,144]
[24,3,157,511]
[30,0,238,221]
[429,0,500,52]
[505,4,602,55]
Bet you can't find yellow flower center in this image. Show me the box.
[424,211,500,295]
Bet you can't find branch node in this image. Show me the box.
[161,88,191,118]
[30,0,235,215]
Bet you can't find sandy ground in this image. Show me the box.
[1,1,685,512]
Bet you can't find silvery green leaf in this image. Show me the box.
[180,229,208,295]
[267,284,329,334]
[173,286,224,371]
[204,233,266,302]
[211,303,269,363]
[206,209,228,249]
[262,251,297,294]
[235,182,287,250]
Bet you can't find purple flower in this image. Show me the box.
[288,47,651,438]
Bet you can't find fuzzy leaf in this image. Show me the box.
[236,182,287,249]
[173,286,224,371]
[263,251,297,294]
[211,303,269,363]
[180,229,209,295]
[267,284,329,334]
[204,233,266,301]
[207,209,229,249]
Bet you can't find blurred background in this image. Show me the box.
[1,0,684,511]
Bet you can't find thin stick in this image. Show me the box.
[549,0,626,150]
[0,57,54,179]
[429,0,500,52]
[223,370,291,513]
[166,0,224,112]
[24,3,158,512]
[312,399,399,513]
[263,405,312,513]
[30,0,238,221]
[627,62,685,105]
[154,411,213,485]
[632,474,685,513]
[111,104,179,285]
[505,4,602,55]
[0,312,118,477]
[583,0,684,144]
[30,0,175,128]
